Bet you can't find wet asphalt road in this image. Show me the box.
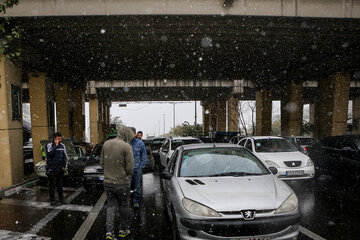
[0,170,359,240]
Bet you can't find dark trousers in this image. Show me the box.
[47,170,64,203]
[130,168,143,204]
[104,183,130,234]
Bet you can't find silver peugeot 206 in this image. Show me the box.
[161,143,301,240]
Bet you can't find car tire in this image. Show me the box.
[171,208,180,240]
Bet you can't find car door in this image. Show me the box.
[336,137,360,182]
[163,149,179,215]
[159,139,170,167]
[68,146,87,178]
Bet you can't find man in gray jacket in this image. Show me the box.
[100,126,134,240]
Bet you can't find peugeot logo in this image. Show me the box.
[241,210,256,220]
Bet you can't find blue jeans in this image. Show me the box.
[131,168,143,204]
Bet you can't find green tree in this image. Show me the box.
[170,122,202,137]
[0,0,21,59]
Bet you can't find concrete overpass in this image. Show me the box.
[1,0,360,188]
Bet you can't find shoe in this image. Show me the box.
[118,229,131,238]
[105,232,113,240]
[133,203,140,208]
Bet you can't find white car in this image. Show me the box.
[159,136,202,168]
[238,136,315,180]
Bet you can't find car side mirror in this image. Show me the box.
[269,167,278,175]
[161,170,172,180]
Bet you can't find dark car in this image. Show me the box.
[150,137,166,166]
[83,143,104,191]
[143,140,156,172]
[307,135,360,184]
[284,136,318,155]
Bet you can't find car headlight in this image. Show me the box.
[84,168,97,173]
[275,194,298,214]
[306,158,314,166]
[37,166,45,171]
[264,160,280,168]
[182,198,221,217]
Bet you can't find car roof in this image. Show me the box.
[170,136,201,140]
[283,136,316,139]
[247,136,284,140]
[181,143,240,150]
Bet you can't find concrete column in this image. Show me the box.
[281,82,303,136]
[210,100,226,132]
[315,73,350,139]
[89,97,100,145]
[201,102,210,135]
[353,98,360,134]
[55,83,70,138]
[309,104,316,125]
[228,97,239,132]
[256,89,272,136]
[72,89,85,142]
[98,101,104,142]
[0,56,24,188]
[29,73,55,166]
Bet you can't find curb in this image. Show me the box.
[0,177,39,199]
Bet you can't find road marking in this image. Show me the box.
[72,192,107,240]
[299,225,327,240]
[0,230,51,240]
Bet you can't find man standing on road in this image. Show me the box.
[130,127,147,208]
[46,132,67,206]
[101,126,134,240]
[136,131,143,140]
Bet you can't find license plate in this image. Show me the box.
[99,176,104,180]
[231,238,271,240]
[286,170,304,176]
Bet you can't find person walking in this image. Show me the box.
[130,127,147,208]
[46,132,67,206]
[101,126,135,240]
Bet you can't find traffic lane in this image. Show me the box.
[287,176,360,240]
[86,171,172,239]
[0,180,101,240]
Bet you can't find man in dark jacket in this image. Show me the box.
[101,126,134,240]
[46,132,67,206]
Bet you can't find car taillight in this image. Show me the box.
[304,147,307,151]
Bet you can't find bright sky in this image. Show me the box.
[85,101,203,140]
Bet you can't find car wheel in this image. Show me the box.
[171,208,180,240]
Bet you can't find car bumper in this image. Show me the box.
[179,212,301,240]
[83,173,104,185]
[276,166,315,180]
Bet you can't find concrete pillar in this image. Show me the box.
[0,56,24,188]
[72,89,85,142]
[281,82,303,136]
[228,97,239,132]
[55,83,70,138]
[315,73,350,139]
[29,73,55,166]
[309,104,316,125]
[201,102,210,135]
[256,89,272,136]
[353,98,360,134]
[89,97,100,145]
[210,100,226,132]
[98,101,104,142]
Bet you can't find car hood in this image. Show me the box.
[35,160,47,167]
[255,152,308,163]
[177,175,292,212]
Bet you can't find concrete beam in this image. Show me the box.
[4,0,360,18]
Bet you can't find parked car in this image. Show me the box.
[159,136,202,168]
[307,135,360,184]
[238,136,315,180]
[149,137,166,166]
[35,139,87,183]
[161,143,301,240]
[23,140,34,175]
[283,136,318,155]
[229,135,246,144]
[83,143,104,191]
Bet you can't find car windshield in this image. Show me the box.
[180,147,269,177]
[254,139,298,153]
[151,139,166,150]
[171,139,202,150]
[297,138,317,146]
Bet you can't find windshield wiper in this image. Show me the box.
[207,172,263,177]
